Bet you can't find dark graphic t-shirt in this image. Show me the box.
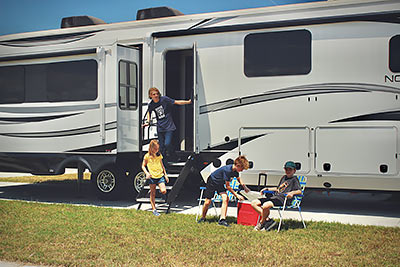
[208,165,239,186]
[274,175,301,203]
[148,96,176,132]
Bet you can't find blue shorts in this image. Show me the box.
[148,176,166,185]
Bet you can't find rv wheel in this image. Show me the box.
[92,165,125,200]
[133,171,147,193]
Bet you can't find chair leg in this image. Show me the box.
[298,208,306,229]
[196,190,205,221]
[277,209,283,232]
[212,201,218,217]
[277,197,288,232]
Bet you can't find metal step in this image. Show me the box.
[168,162,186,167]
[136,197,166,203]
[143,185,173,190]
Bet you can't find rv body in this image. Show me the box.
[0,0,399,197]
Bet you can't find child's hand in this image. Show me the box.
[237,195,244,201]
[286,192,294,199]
[243,185,250,193]
[165,175,169,183]
[145,173,151,179]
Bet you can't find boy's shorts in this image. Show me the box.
[203,178,226,199]
[258,196,284,207]
[148,176,166,185]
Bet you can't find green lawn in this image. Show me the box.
[0,200,399,266]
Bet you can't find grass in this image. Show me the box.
[0,200,399,266]
[0,173,91,183]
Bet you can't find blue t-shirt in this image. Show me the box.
[148,96,176,132]
[208,165,239,186]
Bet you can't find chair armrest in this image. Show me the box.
[262,190,275,194]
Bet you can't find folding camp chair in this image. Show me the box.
[262,175,307,232]
[196,177,240,221]
[273,175,307,232]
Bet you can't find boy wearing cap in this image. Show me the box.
[251,161,302,231]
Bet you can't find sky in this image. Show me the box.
[0,0,324,36]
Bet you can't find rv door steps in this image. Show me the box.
[135,153,198,213]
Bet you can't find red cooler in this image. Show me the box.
[237,200,259,226]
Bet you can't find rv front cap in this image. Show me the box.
[284,161,296,169]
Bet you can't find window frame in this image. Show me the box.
[118,60,138,110]
[243,29,312,77]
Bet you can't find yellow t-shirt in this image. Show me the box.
[144,153,164,179]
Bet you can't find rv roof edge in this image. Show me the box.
[136,6,184,20]
[61,15,106,29]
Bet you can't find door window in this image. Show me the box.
[119,60,138,110]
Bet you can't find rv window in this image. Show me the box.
[244,29,311,77]
[0,59,98,104]
[389,35,400,72]
[119,61,138,110]
[47,60,98,102]
[0,65,25,104]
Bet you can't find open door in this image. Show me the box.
[116,45,141,153]
[193,43,199,154]
[164,47,196,153]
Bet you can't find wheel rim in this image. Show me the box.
[134,171,146,193]
[96,170,116,193]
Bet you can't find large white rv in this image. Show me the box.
[0,0,399,199]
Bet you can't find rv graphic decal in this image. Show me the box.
[200,83,400,114]
[331,110,400,123]
[0,30,103,47]
[0,122,116,138]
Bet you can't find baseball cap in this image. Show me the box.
[284,161,296,169]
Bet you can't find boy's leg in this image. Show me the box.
[150,184,157,211]
[261,201,274,223]
[219,192,229,220]
[251,199,263,220]
[201,198,212,218]
[158,131,166,156]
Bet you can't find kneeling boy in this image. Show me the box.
[198,155,250,227]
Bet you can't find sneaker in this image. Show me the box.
[264,219,277,231]
[218,219,230,227]
[197,217,206,223]
[152,210,160,216]
[254,221,266,231]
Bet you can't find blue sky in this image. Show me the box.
[0,0,324,36]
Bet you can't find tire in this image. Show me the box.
[91,165,126,200]
[133,171,147,194]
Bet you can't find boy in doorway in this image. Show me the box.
[251,161,302,231]
[144,87,191,162]
[197,155,251,227]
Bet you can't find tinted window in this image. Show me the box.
[47,60,97,102]
[244,29,312,77]
[389,35,400,72]
[0,59,97,104]
[119,61,138,110]
[0,66,24,104]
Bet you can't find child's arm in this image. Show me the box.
[286,189,302,199]
[225,181,244,201]
[236,177,250,193]
[260,187,278,194]
[161,160,169,183]
[142,158,151,179]
[174,99,192,105]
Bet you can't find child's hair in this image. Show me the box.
[148,87,161,99]
[148,139,160,157]
[234,155,250,170]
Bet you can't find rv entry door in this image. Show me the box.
[116,45,141,153]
